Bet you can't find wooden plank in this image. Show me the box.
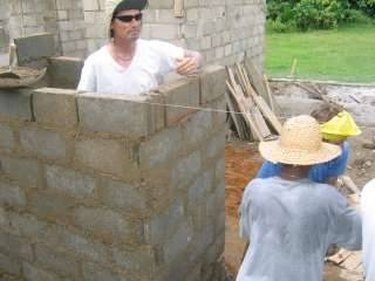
[225,90,246,140]
[226,79,263,141]
[243,58,271,106]
[253,95,283,134]
[340,175,361,196]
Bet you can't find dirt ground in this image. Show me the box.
[223,82,375,280]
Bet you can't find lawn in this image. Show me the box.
[266,23,375,83]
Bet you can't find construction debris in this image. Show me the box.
[225,60,282,141]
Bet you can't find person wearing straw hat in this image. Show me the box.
[237,115,362,281]
[257,104,361,186]
[77,0,202,95]
[361,178,375,281]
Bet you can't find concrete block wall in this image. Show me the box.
[0,61,227,281]
[1,0,265,68]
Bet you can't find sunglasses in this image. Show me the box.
[115,13,143,23]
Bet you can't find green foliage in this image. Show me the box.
[267,0,374,32]
[294,0,348,31]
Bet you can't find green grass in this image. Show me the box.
[266,22,375,82]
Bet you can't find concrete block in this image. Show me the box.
[98,178,146,215]
[82,262,128,281]
[163,220,194,264]
[0,181,26,208]
[112,245,155,274]
[6,212,47,240]
[205,130,226,162]
[78,92,163,137]
[199,65,226,105]
[28,190,75,224]
[47,57,84,89]
[20,127,67,160]
[74,138,139,179]
[0,156,42,188]
[157,77,200,127]
[181,110,213,150]
[0,231,33,261]
[73,207,138,244]
[34,244,81,279]
[170,151,201,190]
[188,170,213,208]
[0,252,21,276]
[145,199,184,246]
[148,0,174,9]
[14,33,56,65]
[23,262,60,281]
[139,126,183,169]
[45,165,96,199]
[53,228,111,264]
[0,89,33,121]
[0,124,15,150]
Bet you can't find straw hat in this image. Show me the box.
[259,115,342,165]
[105,0,148,36]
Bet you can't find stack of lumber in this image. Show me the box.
[225,60,282,142]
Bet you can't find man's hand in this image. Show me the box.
[176,56,200,77]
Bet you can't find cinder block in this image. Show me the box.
[0,124,15,150]
[82,262,128,281]
[19,127,67,161]
[47,227,110,264]
[23,262,60,281]
[0,89,33,121]
[163,220,193,264]
[157,77,200,127]
[34,244,81,279]
[73,207,140,244]
[0,181,26,208]
[145,199,184,246]
[78,92,164,137]
[28,190,75,224]
[139,126,183,170]
[0,156,42,188]
[181,110,213,151]
[45,165,96,199]
[0,231,33,261]
[33,87,78,127]
[14,33,56,65]
[0,252,21,276]
[6,212,47,240]
[47,57,84,89]
[74,138,139,179]
[170,151,201,190]
[112,245,155,274]
[200,65,226,105]
[148,0,174,9]
[98,178,146,215]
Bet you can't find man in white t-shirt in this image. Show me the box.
[77,0,202,95]
[362,178,375,281]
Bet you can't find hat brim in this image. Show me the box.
[259,140,342,166]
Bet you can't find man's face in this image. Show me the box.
[111,9,142,41]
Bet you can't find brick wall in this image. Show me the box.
[0,57,228,281]
[0,0,265,68]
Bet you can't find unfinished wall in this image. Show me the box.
[0,56,227,280]
[1,0,265,67]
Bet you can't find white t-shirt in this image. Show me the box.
[77,39,184,95]
[362,178,375,281]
